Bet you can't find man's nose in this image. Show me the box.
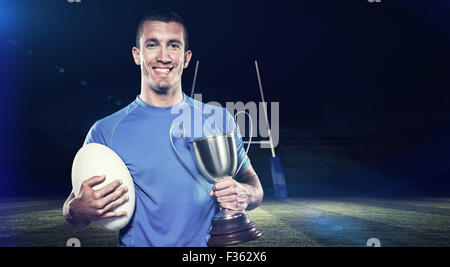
[156,46,171,63]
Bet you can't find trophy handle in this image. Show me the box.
[231,111,253,179]
[169,123,213,184]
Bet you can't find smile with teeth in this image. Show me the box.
[153,67,173,74]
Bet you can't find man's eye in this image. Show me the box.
[170,43,181,49]
[146,43,157,48]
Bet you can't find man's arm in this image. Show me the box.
[63,191,91,229]
[209,164,263,212]
[62,175,129,229]
[234,164,263,210]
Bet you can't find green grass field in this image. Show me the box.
[0,196,448,247]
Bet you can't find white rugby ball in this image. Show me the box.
[71,143,135,231]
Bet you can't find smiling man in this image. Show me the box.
[62,10,263,247]
[134,16,191,102]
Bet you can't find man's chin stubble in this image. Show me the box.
[147,83,172,94]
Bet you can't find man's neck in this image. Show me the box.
[139,85,183,108]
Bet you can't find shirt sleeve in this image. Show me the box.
[83,121,108,146]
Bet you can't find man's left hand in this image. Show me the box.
[209,176,250,214]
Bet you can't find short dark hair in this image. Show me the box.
[135,10,189,51]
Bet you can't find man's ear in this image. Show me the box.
[183,50,192,69]
[132,46,141,65]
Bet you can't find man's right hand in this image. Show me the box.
[63,175,129,229]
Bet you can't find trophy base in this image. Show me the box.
[207,211,262,247]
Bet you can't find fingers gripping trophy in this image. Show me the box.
[170,111,262,247]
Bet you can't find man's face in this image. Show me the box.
[133,21,192,93]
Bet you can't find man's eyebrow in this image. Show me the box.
[143,39,182,46]
[167,39,182,44]
[144,38,159,44]
[144,38,182,44]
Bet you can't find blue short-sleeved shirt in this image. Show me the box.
[84,93,250,247]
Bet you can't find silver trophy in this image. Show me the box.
[169,111,262,246]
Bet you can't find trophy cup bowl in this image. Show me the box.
[189,133,237,184]
[169,112,262,247]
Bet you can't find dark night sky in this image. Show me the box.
[1,0,450,197]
